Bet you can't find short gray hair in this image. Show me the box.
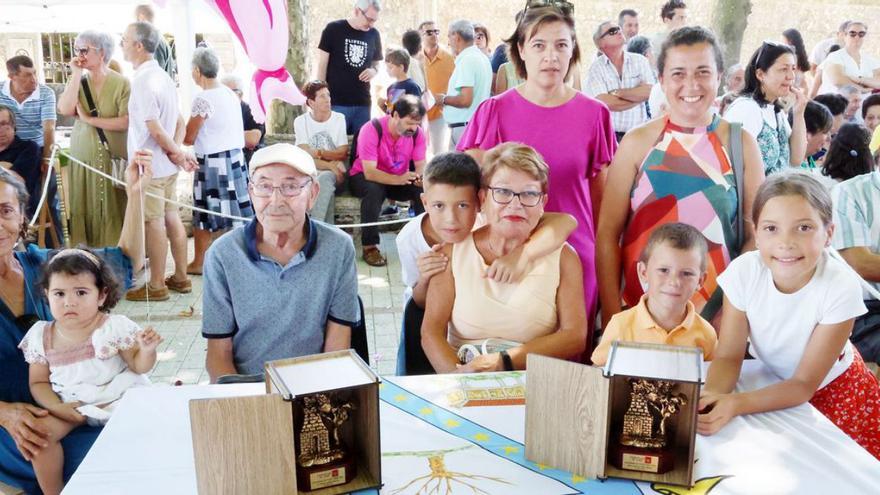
[354,0,381,11]
[592,21,613,45]
[130,21,160,54]
[192,47,220,79]
[449,20,475,42]
[76,30,114,64]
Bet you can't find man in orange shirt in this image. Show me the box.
[417,20,455,156]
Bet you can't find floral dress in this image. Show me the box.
[18,314,149,425]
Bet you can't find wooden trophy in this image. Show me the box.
[190,350,382,494]
[525,342,703,487]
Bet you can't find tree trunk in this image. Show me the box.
[268,0,309,135]
[711,0,753,71]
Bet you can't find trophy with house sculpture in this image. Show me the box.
[295,393,357,490]
[612,378,688,474]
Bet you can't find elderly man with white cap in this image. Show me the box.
[202,143,360,382]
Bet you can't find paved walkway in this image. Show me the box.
[119,232,405,385]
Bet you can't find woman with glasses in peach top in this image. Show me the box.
[421,143,587,374]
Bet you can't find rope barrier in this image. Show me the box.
[49,147,412,229]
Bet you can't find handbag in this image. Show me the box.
[82,77,127,188]
[726,121,745,255]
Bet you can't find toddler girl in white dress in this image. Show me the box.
[18,249,162,495]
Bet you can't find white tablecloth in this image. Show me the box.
[62,361,880,494]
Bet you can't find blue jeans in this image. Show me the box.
[0,424,101,493]
[333,105,371,136]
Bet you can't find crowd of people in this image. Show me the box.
[1,0,880,493]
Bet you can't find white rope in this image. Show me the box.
[54,148,412,229]
[27,145,59,228]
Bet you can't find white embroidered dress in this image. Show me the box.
[18,314,150,424]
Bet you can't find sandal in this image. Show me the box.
[362,247,387,267]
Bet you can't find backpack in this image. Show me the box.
[349,118,419,172]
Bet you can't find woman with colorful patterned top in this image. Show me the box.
[597,27,765,330]
[723,41,808,175]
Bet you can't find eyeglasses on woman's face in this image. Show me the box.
[74,46,96,57]
[488,186,544,207]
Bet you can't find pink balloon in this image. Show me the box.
[204,0,305,122]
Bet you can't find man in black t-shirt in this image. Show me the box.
[316,0,383,136]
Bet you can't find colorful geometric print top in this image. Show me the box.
[621,115,739,319]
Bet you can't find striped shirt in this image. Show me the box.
[0,81,56,147]
[583,52,655,133]
[831,171,880,296]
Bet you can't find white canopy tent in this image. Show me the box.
[0,0,256,112]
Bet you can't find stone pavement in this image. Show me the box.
[119,232,405,386]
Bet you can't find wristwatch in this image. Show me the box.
[499,350,514,371]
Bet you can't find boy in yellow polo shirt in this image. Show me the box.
[592,223,717,365]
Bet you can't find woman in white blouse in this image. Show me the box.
[183,47,254,274]
[824,21,880,94]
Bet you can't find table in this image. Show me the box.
[63,362,880,494]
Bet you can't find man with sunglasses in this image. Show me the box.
[316,0,384,137]
[585,21,655,142]
[203,143,360,383]
[417,21,455,155]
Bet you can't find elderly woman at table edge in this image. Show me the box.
[57,29,130,247]
[596,26,765,330]
[0,151,151,493]
[421,143,586,373]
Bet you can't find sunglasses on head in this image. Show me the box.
[847,30,867,38]
[516,0,575,32]
[754,40,788,65]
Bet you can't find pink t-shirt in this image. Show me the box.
[457,89,616,330]
[350,115,427,176]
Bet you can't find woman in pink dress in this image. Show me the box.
[458,5,616,358]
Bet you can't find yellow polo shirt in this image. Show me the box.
[422,47,455,121]
[591,295,717,366]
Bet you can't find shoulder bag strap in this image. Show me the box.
[728,121,745,254]
[81,76,111,151]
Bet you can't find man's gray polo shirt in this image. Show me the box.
[202,217,360,375]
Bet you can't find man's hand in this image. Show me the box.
[359,67,378,82]
[0,403,49,461]
[398,171,420,186]
[126,149,153,193]
[48,401,86,425]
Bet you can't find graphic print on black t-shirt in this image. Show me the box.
[345,39,369,68]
